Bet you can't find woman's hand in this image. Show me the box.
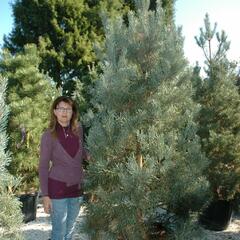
[42,196,52,214]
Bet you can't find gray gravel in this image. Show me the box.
[21,204,240,240]
[21,204,51,240]
[21,203,88,240]
[202,214,240,240]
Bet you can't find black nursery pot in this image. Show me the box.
[199,200,233,231]
[19,192,38,223]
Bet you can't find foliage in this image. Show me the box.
[3,0,127,96]
[169,217,208,240]
[0,44,58,193]
[0,76,23,240]
[160,0,175,25]
[4,0,175,108]
[4,0,91,93]
[193,14,240,200]
[83,0,210,239]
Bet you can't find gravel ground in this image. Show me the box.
[202,214,240,240]
[21,203,240,240]
[21,203,88,240]
[22,205,51,240]
[21,204,51,240]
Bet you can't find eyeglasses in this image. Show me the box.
[56,107,73,113]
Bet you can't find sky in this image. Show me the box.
[0,0,240,67]
[0,1,13,47]
[175,0,240,66]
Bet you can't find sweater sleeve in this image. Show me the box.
[38,131,52,196]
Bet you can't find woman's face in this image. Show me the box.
[54,101,73,126]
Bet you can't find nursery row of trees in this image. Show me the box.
[83,5,240,240]
[1,0,240,239]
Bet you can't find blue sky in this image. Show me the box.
[1,0,240,66]
[175,0,240,66]
[0,1,13,47]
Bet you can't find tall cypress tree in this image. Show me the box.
[0,75,23,240]
[83,0,209,239]
[0,44,58,193]
[193,14,240,201]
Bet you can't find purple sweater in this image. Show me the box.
[38,125,88,196]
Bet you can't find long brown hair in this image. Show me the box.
[49,96,79,136]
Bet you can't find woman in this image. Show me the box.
[38,96,89,240]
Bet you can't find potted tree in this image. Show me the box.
[0,45,57,222]
[0,75,23,239]
[83,1,210,239]
[193,14,240,231]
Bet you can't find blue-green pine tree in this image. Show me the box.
[0,75,23,240]
[193,14,240,201]
[0,44,58,193]
[83,0,210,239]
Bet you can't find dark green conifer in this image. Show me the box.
[0,44,58,192]
[193,14,240,200]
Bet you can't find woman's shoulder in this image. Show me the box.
[42,128,51,135]
[41,128,53,140]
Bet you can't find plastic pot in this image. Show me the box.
[18,192,38,223]
[199,200,233,231]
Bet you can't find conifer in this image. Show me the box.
[83,1,210,238]
[0,76,23,240]
[0,44,58,193]
[194,14,240,200]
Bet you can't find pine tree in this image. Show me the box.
[0,44,58,193]
[160,0,175,25]
[83,0,210,239]
[0,75,23,240]
[193,14,240,200]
